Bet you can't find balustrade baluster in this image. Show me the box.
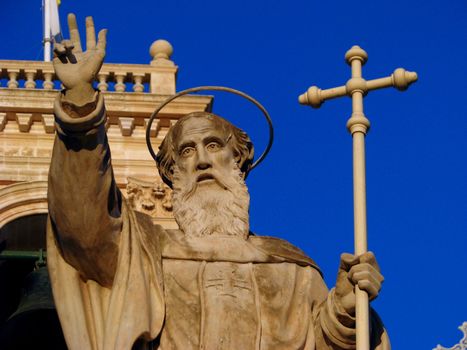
[7,69,20,89]
[97,73,109,91]
[42,71,55,90]
[0,50,178,94]
[25,69,37,89]
[133,74,144,92]
[115,73,126,92]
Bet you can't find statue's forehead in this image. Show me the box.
[175,117,229,142]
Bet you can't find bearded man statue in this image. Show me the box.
[46,14,390,350]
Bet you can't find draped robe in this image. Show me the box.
[47,92,390,350]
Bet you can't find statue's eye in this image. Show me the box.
[206,142,221,152]
[181,147,195,157]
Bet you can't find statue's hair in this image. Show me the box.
[156,112,254,188]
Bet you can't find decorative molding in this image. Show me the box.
[126,177,173,219]
[0,88,212,137]
[118,117,135,136]
[0,59,178,94]
[41,114,55,133]
[0,59,208,228]
[434,322,467,350]
[0,181,48,228]
[0,179,176,230]
[0,112,6,131]
[145,117,160,137]
[15,113,33,132]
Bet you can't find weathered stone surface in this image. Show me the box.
[44,14,389,350]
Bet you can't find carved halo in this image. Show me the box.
[145,86,274,172]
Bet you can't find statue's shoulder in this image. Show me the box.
[131,210,185,241]
[248,234,322,276]
[131,210,168,236]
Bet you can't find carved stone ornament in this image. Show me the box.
[126,177,173,218]
[434,322,467,350]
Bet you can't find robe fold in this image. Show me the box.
[47,92,390,350]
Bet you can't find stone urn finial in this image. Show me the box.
[150,39,174,65]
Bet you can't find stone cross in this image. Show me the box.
[204,266,253,297]
[298,45,417,350]
[205,277,252,295]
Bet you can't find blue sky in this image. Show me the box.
[1,0,466,348]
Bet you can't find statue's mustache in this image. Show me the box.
[182,170,230,199]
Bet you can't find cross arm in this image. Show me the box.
[297,45,418,350]
[298,67,418,109]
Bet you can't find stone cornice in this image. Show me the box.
[0,88,213,137]
[0,88,212,117]
[0,181,48,226]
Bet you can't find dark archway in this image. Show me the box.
[0,214,67,349]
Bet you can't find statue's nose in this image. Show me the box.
[196,148,212,170]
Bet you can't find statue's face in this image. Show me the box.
[173,117,235,188]
[171,116,250,239]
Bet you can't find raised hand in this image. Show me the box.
[53,13,107,105]
[334,251,384,315]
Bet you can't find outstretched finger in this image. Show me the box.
[85,16,96,50]
[67,13,82,53]
[96,29,107,52]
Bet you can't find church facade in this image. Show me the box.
[0,40,209,347]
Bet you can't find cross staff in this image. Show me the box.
[298,45,417,350]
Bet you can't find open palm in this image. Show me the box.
[53,14,107,91]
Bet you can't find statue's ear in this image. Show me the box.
[234,152,242,164]
[156,135,176,188]
[158,164,174,189]
[238,142,255,178]
[167,165,175,188]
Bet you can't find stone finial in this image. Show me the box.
[392,68,418,91]
[345,45,368,65]
[150,39,174,65]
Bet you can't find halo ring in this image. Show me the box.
[145,86,274,172]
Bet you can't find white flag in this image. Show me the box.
[50,0,62,42]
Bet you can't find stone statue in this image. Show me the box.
[47,14,389,350]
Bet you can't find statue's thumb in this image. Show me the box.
[339,253,360,270]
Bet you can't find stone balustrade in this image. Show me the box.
[0,39,177,94]
[0,39,213,187]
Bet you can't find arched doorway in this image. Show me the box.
[0,181,67,349]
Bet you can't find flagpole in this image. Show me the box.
[43,0,51,61]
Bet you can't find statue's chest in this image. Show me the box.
[162,260,259,349]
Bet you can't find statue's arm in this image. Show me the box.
[48,14,120,287]
[48,91,122,288]
[314,287,357,349]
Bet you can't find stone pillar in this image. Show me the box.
[149,40,177,95]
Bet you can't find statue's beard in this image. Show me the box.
[172,162,250,239]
